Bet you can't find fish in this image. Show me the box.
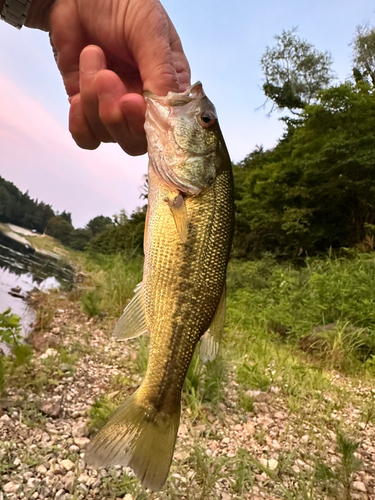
[85,82,234,491]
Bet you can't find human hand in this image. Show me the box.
[26,0,190,155]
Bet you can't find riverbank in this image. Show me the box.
[1,255,375,500]
[0,223,69,261]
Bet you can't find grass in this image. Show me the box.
[3,249,375,499]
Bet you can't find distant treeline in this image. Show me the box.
[0,174,146,254]
[0,176,55,233]
[2,26,375,259]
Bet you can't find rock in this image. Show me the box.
[74,437,90,448]
[123,495,134,500]
[245,421,255,434]
[274,411,287,420]
[32,332,60,351]
[55,489,67,500]
[36,464,48,475]
[253,403,269,414]
[301,435,309,443]
[3,482,21,494]
[353,481,367,493]
[248,390,270,403]
[39,398,62,418]
[63,471,75,492]
[60,459,75,471]
[268,459,279,470]
[51,327,61,335]
[260,458,278,470]
[72,420,88,438]
[0,414,12,423]
[220,493,231,500]
[40,348,58,359]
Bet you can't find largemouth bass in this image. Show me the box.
[85,82,234,491]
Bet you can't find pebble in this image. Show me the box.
[353,481,367,493]
[36,464,48,475]
[3,482,21,494]
[60,459,75,471]
[74,437,90,448]
[72,421,88,438]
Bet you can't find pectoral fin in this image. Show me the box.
[113,282,147,340]
[200,285,226,363]
[168,193,188,243]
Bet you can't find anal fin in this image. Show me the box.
[200,285,226,363]
[113,282,147,340]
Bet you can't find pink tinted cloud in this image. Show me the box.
[0,73,147,226]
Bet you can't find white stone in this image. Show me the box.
[60,459,75,471]
[36,464,48,475]
[40,348,58,359]
[72,421,88,438]
[353,481,367,493]
[74,437,90,448]
[268,459,278,470]
[3,482,21,494]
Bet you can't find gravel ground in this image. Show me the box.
[1,294,375,500]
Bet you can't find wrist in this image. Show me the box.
[25,0,55,31]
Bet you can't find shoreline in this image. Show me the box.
[1,284,375,499]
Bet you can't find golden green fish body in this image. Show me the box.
[85,82,234,491]
[139,165,234,413]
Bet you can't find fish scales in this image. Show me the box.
[85,82,234,491]
[140,168,233,410]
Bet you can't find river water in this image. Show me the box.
[0,236,74,342]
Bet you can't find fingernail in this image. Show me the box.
[81,49,102,74]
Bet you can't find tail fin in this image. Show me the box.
[85,390,180,491]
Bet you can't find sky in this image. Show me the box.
[0,0,374,228]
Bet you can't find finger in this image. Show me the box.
[69,95,100,150]
[96,71,147,156]
[131,6,190,95]
[49,0,87,97]
[80,46,113,142]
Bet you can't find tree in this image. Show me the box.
[45,216,74,245]
[261,28,334,113]
[89,206,146,255]
[86,215,113,236]
[233,82,375,257]
[352,24,375,86]
[68,228,92,251]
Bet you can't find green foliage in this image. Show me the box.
[226,253,375,372]
[261,28,333,113]
[233,82,375,257]
[352,23,375,86]
[0,308,32,393]
[81,289,103,318]
[335,430,362,500]
[86,215,112,236]
[45,215,74,245]
[68,228,92,251]
[84,253,144,318]
[88,207,146,256]
[0,175,55,233]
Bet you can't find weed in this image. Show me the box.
[81,289,103,317]
[335,430,362,500]
[88,395,118,434]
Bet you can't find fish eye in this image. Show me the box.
[199,111,217,128]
